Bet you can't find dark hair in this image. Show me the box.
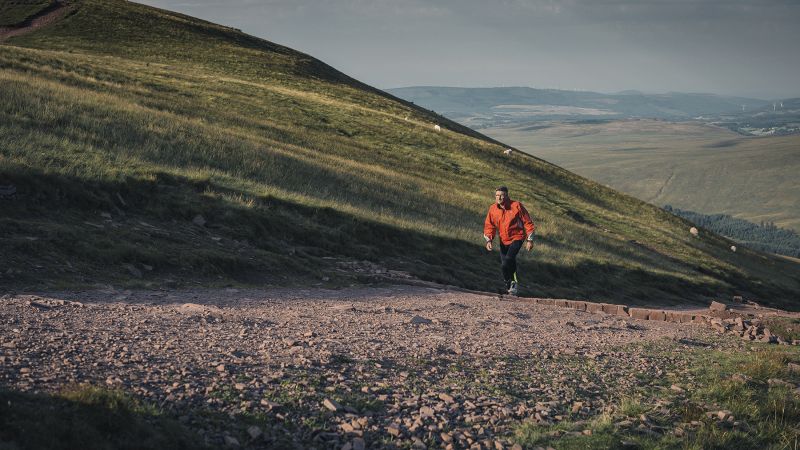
[495,186,508,193]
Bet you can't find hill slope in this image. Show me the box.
[486,120,800,232]
[1,0,799,308]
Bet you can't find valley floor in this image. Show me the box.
[1,287,798,449]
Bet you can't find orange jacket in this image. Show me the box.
[484,199,536,245]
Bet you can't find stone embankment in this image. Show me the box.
[521,297,798,345]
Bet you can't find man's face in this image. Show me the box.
[495,190,507,205]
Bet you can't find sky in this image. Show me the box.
[139,0,800,99]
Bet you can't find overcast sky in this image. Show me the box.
[139,0,799,99]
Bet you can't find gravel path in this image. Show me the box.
[1,286,732,449]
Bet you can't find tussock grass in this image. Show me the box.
[618,395,647,418]
[1,0,799,306]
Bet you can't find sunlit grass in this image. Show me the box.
[513,344,800,449]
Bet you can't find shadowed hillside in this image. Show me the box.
[1,0,799,308]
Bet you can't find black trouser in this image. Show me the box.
[499,239,523,288]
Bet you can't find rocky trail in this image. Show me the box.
[0,286,794,449]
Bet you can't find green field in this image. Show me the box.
[1,0,799,307]
[486,120,800,232]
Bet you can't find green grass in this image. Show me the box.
[513,345,800,450]
[0,0,52,26]
[486,120,800,232]
[762,317,800,342]
[0,0,799,308]
[0,385,205,449]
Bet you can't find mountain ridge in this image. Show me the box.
[386,85,775,128]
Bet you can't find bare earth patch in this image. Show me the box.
[0,287,746,448]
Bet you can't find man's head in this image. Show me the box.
[495,186,509,206]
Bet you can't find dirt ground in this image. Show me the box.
[0,286,738,448]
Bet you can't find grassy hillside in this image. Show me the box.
[486,120,800,232]
[2,0,799,307]
[0,0,52,26]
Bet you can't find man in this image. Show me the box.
[483,186,535,295]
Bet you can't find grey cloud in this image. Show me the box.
[138,0,800,98]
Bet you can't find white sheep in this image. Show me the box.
[689,227,699,236]
[730,245,737,252]
[433,124,441,132]
[503,148,512,155]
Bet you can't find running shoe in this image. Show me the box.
[508,280,518,296]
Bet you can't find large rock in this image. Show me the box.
[569,301,587,311]
[614,305,629,317]
[601,303,618,314]
[678,313,694,323]
[709,301,728,312]
[628,308,650,320]
[323,398,342,412]
[438,393,455,404]
[386,423,402,437]
[585,302,604,313]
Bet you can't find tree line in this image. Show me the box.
[663,205,800,258]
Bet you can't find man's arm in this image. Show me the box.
[519,203,536,251]
[483,209,495,251]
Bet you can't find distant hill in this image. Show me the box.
[2,0,799,307]
[386,86,771,128]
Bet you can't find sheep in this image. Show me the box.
[730,245,737,252]
[689,227,699,236]
[503,148,512,156]
[433,124,441,132]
